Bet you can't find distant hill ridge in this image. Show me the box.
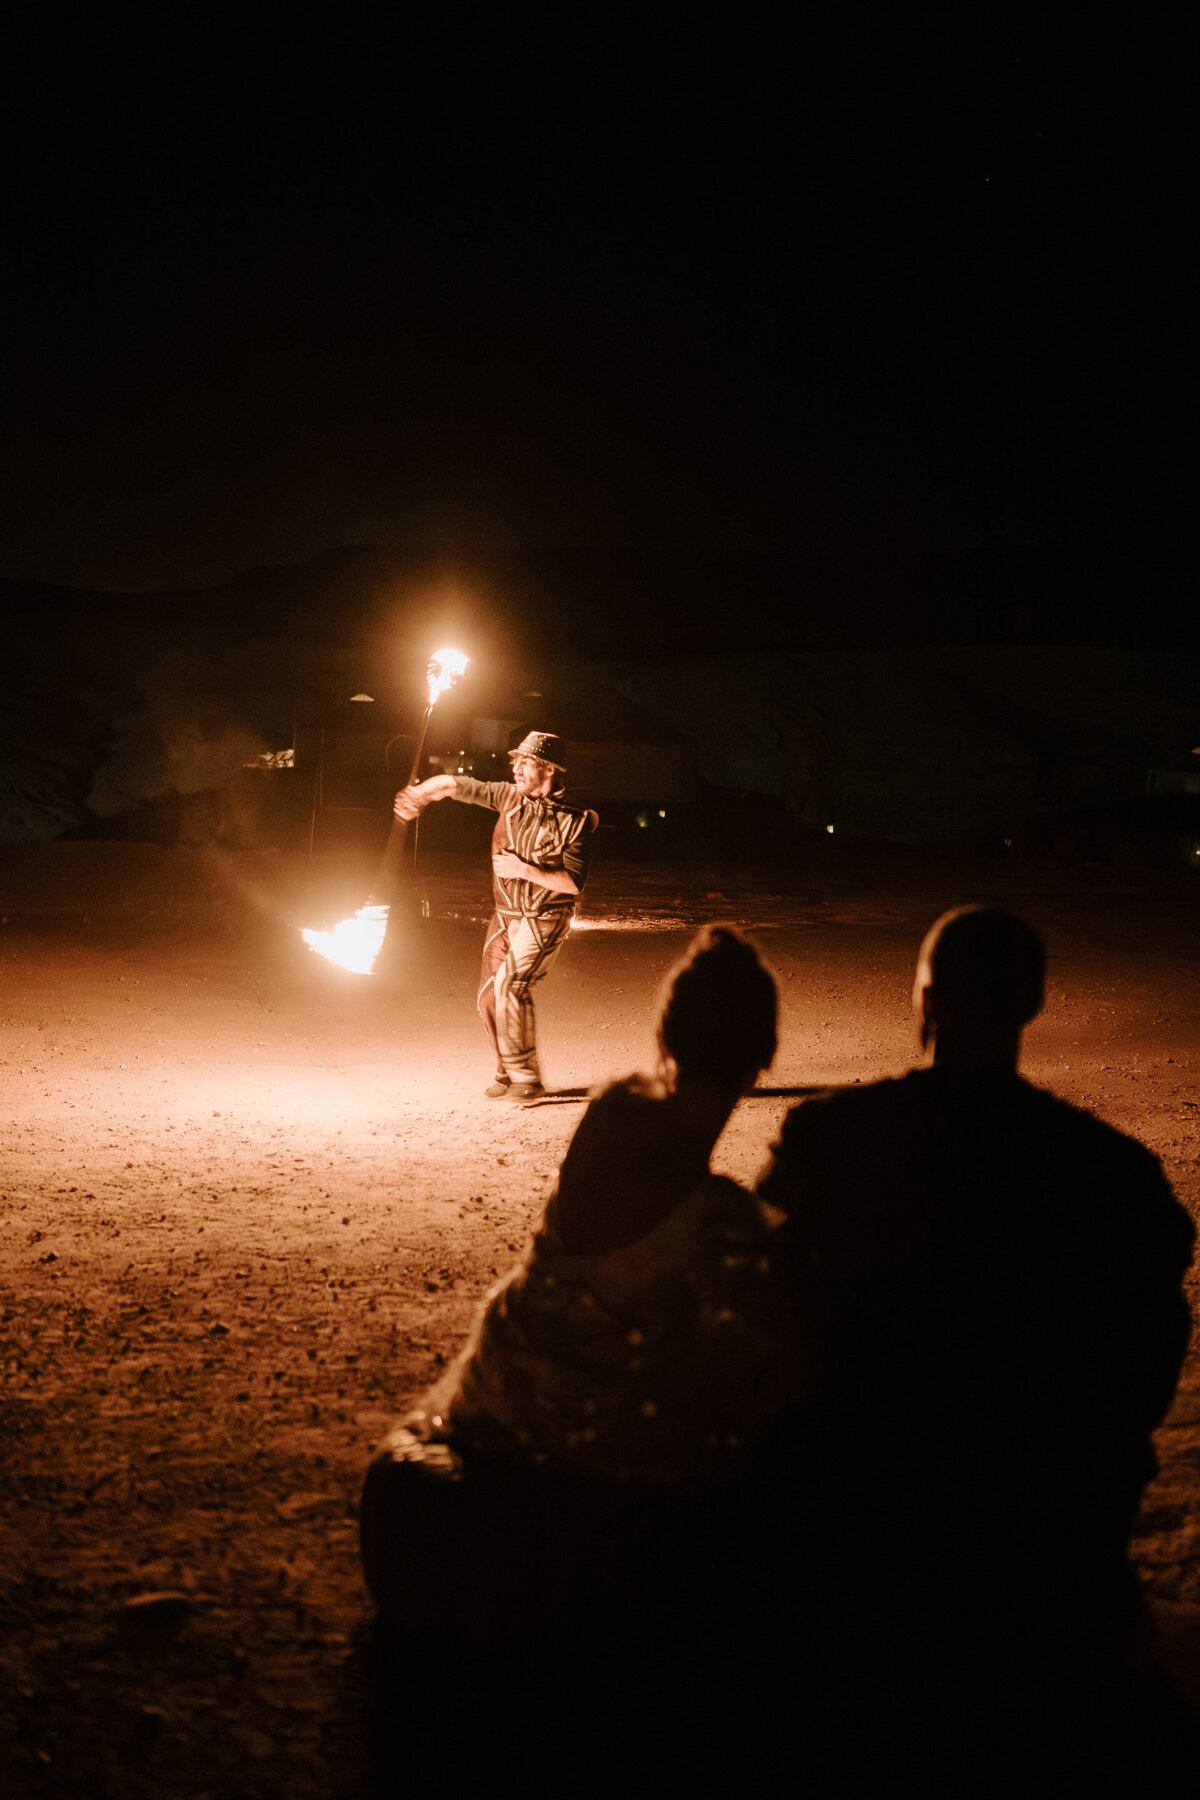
[1,541,1196,655]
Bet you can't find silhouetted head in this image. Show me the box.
[657,925,777,1088]
[914,906,1046,1065]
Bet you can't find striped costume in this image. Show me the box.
[452,776,597,1088]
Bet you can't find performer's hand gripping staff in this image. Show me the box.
[388,770,485,897]
[391,773,457,823]
[298,649,468,975]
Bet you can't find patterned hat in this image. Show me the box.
[509,729,567,770]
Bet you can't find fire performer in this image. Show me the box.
[392,730,597,1101]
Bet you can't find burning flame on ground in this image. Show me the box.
[301,903,389,975]
[428,647,469,705]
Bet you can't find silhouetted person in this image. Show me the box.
[360,926,801,1792]
[754,906,1196,1789]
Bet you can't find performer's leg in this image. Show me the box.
[493,912,569,1088]
[476,915,508,1088]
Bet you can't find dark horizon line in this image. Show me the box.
[2,543,1196,658]
[0,536,1194,599]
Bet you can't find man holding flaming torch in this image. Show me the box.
[393,731,597,1101]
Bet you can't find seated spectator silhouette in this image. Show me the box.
[754,905,1196,1784]
[360,925,803,1790]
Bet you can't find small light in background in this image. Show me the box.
[243,749,294,770]
[635,810,649,829]
[826,824,835,835]
[350,693,374,703]
[657,809,667,819]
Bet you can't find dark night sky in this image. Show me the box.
[1,9,1195,644]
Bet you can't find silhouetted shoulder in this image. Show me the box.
[993,1074,1179,1189]
[760,1067,1164,1162]
[567,1071,670,1139]
[756,1075,916,1210]
[552,1072,710,1255]
[1010,1081,1195,1255]
[759,1069,1194,1270]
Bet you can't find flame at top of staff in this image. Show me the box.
[427,647,469,706]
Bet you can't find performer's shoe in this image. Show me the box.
[505,1083,545,1103]
[484,1078,511,1098]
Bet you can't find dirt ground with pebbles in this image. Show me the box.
[1,836,1198,1797]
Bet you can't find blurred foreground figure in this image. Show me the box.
[361,926,801,1792]
[393,731,596,1101]
[756,905,1197,1790]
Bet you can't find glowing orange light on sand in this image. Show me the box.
[301,903,389,975]
[568,916,681,933]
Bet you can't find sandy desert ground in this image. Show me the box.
[1,836,1198,1798]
